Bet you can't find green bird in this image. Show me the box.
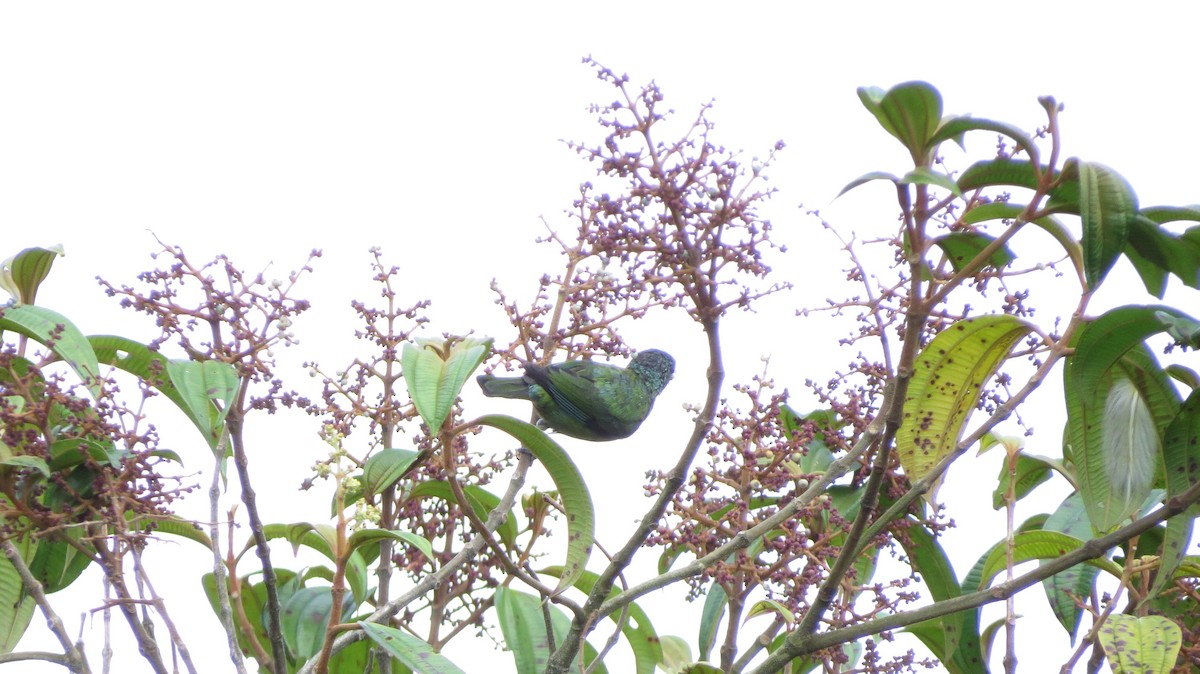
[476,349,675,441]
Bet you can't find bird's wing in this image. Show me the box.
[525,361,609,425]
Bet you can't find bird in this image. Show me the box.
[476,349,675,441]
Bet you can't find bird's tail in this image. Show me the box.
[476,374,530,399]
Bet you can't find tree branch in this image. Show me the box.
[1,538,91,674]
[295,449,534,674]
[749,479,1200,673]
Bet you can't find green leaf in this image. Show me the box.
[130,513,213,550]
[47,437,120,471]
[1125,216,1200,295]
[1175,556,1200,579]
[900,519,963,657]
[743,598,795,626]
[992,453,1055,509]
[839,167,961,202]
[1124,244,1170,298]
[932,232,1015,273]
[362,448,420,499]
[1079,162,1138,289]
[905,620,959,672]
[280,586,356,659]
[358,621,468,674]
[1156,310,1200,348]
[0,305,102,398]
[540,566,663,674]
[857,81,943,163]
[1041,493,1098,639]
[1098,614,1182,674]
[903,167,962,198]
[657,544,685,575]
[836,171,899,198]
[495,587,606,674]
[1065,307,1185,533]
[495,586,542,674]
[166,359,240,450]
[1165,364,1200,391]
[957,159,1080,214]
[698,581,726,662]
[346,529,433,564]
[408,481,518,549]
[958,159,1041,193]
[960,201,1084,279]
[402,336,492,432]
[1099,378,1159,526]
[91,337,221,461]
[474,414,593,594]
[328,639,407,674]
[1140,205,1200,225]
[1151,389,1200,600]
[976,530,1121,590]
[897,315,1032,499]
[927,116,1037,159]
[0,245,64,305]
[659,635,692,674]
[256,524,368,605]
[28,528,91,594]
[202,568,298,667]
[941,551,991,674]
[0,534,37,653]
[0,456,49,478]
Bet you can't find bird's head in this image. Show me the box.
[630,349,675,394]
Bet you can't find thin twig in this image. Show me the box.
[0,651,75,666]
[444,439,581,618]
[545,317,725,673]
[748,479,1200,673]
[1059,583,1124,673]
[730,616,785,674]
[129,547,198,674]
[226,408,289,674]
[295,449,534,674]
[585,601,631,674]
[312,468,351,674]
[91,534,167,674]
[207,433,249,674]
[0,538,92,674]
[594,413,881,621]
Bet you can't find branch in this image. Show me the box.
[445,453,581,619]
[0,651,74,667]
[0,538,91,674]
[730,616,784,674]
[206,433,249,674]
[856,301,1086,550]
[295,449,534,674]
[545,317,725,673]
[593,410,882,621]
[749,479,1200,673]
[226,408,289,674]
[91,535,167,674]
[130,547,198,674]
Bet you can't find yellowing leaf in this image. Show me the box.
[897,315,1031,501]
[1098,614,1181,674]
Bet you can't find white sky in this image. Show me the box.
[3,3,1200,673]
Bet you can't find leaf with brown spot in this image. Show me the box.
[897,315,1032,502]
